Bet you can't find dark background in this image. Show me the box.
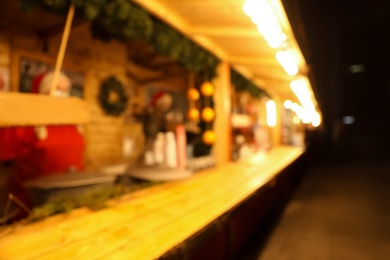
[283,0,390,159]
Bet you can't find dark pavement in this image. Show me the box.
[237,158,390,260]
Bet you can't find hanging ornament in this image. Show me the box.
[187,87,200,101]
[187,73,200,122]
[99,76,128,116]
[201,107,215,122]
[187,108,200,120]
[202,130,216,145]
[200,82,215,97]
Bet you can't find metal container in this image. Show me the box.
[24,172,116,207]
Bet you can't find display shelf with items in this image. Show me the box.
[127,70,217,180]
[230,89,272,162]
[0,0,222,223]
[129,84,191,180]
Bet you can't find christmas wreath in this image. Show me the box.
[231,70,270,98]
[98,76,128,115]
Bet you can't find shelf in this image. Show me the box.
[231,113,253,128]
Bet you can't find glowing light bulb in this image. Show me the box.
[266,100,277,127]
[291,102,300,112]
[284,100,292,109]
[244,0,286,49]
[243,0,258,16]
[290,79,314,110]
[312,112,321,127]
[293,116,300,124]
[276,50,299,76]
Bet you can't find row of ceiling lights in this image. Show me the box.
[243,0,321,127]
[243,0,299,76]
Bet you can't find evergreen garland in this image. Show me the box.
[231,70,270,99]
[90,0,153,42]
[149,19,219,75]
[19,0,219,76]
[19,1,269,94]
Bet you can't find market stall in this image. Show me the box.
[0,0,320,258]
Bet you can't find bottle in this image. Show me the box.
[165,131,177,168]
[144,150,154,166]
[175,124,187,169]
[153,132,165,165]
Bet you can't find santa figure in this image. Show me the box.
[143,91,173,150]
[0,72,85,221]
[33,72,72,97]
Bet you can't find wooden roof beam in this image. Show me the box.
[189,26,262,38]
[227,55,279,66]
[132,0,228,61]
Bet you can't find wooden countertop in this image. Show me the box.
[0,146,303,260]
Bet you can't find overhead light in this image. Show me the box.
[284,100,292,109]
[266,100,277,127]
[287,80,322,126]
[292,116,300,124]
[243,0,259,16]
[243,0,301,76]
[256,24,286,48]
[276,50,299,76]
[312,112,321,127]
[291,102,300,112]
[243,0,321,126]
[290,79,315,110]
[243,0,286,49]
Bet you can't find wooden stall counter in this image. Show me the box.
[0,146,303,260]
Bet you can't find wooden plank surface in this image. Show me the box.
[0,146,303,260]
[0,92,89,126]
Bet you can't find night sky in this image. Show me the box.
[283,0,390,157]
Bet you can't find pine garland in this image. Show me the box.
[231,70,270,99]
[90,0,153,42]
[19,0,219,76]
[19,1,267,93]
[149,19,219,75]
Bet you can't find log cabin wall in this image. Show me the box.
[0,26,147,170]
[0,35,10,69]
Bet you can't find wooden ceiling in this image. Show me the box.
[0,0,86,41]
[0,0,313,102]
[0,0,190,90]
[133,0,309,101]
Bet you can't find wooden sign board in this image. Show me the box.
[0,92,89,127]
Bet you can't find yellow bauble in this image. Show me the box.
[187,88,200,101]
[202,130,216,145]
[200,82,215,97]
[187,108,200,120]
[201,107,215,122]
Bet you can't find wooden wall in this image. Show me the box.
[0,26,147,170]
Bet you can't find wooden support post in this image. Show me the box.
[212,62,231,165]
[49,2,75,96]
